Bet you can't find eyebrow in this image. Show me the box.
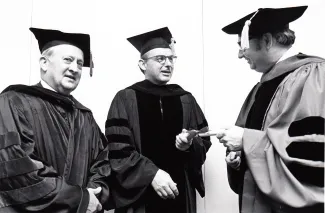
[77,58,84,63]
[65,55,84,63]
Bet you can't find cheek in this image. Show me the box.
[148,65,161,75]
[76,71,82,80]
[245,51,258,61]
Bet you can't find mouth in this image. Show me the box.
[245,58,251,64]
[65,75,76,81]
[161,70,171,75]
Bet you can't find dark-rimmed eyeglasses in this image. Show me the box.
[143,55,177,64]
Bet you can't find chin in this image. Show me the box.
[249,63,256,70]
[160,79,171,84]
[161,75,172,81]
[62,84,78,93]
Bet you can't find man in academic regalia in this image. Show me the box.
[217,5,324,213]
[0,27,112,213]
[105,27,211,213]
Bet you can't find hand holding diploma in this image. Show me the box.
[175,127,209,151]
[198,126,244,151]
[214,126,244,151]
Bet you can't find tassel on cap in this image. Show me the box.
[90,51,94,77]
[240,20,251,50]
[240,9,260,50]
[169,37,176,55]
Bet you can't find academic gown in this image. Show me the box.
[0,83,111,213]
[227,54,325,213]
[105,80,211,213]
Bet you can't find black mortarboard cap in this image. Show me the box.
[127,27,175,56]
[222,6,308,36]
[30,27,94,76]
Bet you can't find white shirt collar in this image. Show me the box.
[261,46,299,83]
[276,46,298,64]
[40,79,57,93]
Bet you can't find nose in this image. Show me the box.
[69,61,80,73]
[164,57,173,67]
[238,49,245,59]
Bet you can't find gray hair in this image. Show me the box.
[41,46,55,58]
[272,28,296,46]
[40,47,56,73]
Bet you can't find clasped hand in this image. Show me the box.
[151,169,179,199]
[86,187,102,213]
[225,151,241,170]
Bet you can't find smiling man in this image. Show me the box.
[0,27,111,213]
[218,5,324,213]
[105,27,211,213]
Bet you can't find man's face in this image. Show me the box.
[237,36,271,73]
[141,48,175,85]
[44,44,84,94]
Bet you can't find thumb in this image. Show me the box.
[92,187,102,195]
[97,203,103,211]
[229,151,236,160]
[215,128,226,138]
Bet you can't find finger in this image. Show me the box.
[215,128,226,139]
[176,140,184,146]
[235,156,241,163]
[169,182,179,196]
[229,152,236,160]
[227,144,235,151]
[182,129,187,133]
[97,203,102,211]
[156,191,166,199]
[178,132,189,141]
[225,155,231,163]
[226,154,236,163]
[223,142,229,148]
[160,188,168,199]
[175,143,181,149]
[219,138,227,144]
[92,187,102,195]
[175,136,182,144]
[163,185,176,199]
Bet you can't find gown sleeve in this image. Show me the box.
[86,122,112,210]
[226,84,259,194]
[0,93,90,213]
[182,94,212,197]
[242,61,325,208]
[105,90,159,208]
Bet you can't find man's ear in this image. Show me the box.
[263,33,273,50]
[138,59,146,74]
[39,56,48,72]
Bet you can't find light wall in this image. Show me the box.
[0,1,324,212]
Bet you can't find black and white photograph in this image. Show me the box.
[0,0,324,212]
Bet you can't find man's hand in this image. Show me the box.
[151,169,179,199]
[225,151,241,170]
[86,187,102,213]
[175,129,193,151]
[216,126,244,151]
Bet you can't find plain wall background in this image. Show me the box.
[0,0,324,212]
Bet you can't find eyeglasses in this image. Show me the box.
[144,55,177,64]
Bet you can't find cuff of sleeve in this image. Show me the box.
[145,161,160,185]
[243,128,264,155]
[77,188,90,213]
